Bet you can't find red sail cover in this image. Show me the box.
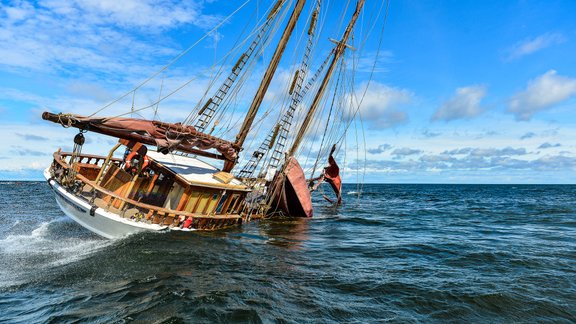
[323,144,342,205]
[53,115,238,160]
[269,157,313,217]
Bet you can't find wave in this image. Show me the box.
[0,218,111,288]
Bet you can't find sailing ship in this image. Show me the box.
[42,0,374,239]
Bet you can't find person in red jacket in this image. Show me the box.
[182,216,193,229]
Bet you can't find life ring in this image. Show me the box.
[125,151,149,173]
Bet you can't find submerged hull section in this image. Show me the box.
[268,157,313,217]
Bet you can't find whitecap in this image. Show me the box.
[0,218,112,288]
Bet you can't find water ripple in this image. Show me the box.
[0,182,575,322]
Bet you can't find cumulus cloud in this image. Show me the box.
[538,142,561,149]
[506,33,566,60]
[367,144,392,154]
[508,70,576,121]
[352,81,413,129]
[432,85,487,121]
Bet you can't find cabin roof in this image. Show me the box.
[147,151,248,190]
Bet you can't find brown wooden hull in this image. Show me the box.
[47,149,251,238]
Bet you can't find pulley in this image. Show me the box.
[73,132,85,146]
[66,130,87,187]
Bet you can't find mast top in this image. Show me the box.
[287,0,365,158]
[224,0,307,172]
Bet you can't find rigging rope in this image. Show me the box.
[101,7,284,122]
[88,0,252,118]
[309,54,345,178]
[189,1,288,133]
[336,0,390,143]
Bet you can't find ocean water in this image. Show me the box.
[0,181,575,323]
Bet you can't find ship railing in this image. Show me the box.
[62,153,114,166]
[50,150,242,230]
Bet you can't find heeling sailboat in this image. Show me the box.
[41,0,368,239]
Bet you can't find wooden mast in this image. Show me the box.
[287,0,364,158]
[224,0,307,172]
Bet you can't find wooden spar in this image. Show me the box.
[287,0,365,158]
[41,112,229,161]
[227,0,306,172]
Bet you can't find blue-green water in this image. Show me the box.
[1,182,575,322]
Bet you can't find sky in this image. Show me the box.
[0,0,575,183]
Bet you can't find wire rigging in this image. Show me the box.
[88,0,252,118]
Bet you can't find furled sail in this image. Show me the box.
[42,112,238,161]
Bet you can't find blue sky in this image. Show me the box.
[1,0,575,183]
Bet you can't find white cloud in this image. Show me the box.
[41,0,220,30]
[0,1,220,77]
[352,81,412,129]
[508,70,576,121]
[432,85,487,121]
[507,33,566,60]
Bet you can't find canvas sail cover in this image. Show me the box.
[42,113,238,160]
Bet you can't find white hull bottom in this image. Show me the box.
[44,168,194,239]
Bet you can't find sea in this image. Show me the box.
[0,181,574,323]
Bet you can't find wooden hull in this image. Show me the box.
[268,157,313,217]
[45,148,249,239]
[46,168,167,239]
